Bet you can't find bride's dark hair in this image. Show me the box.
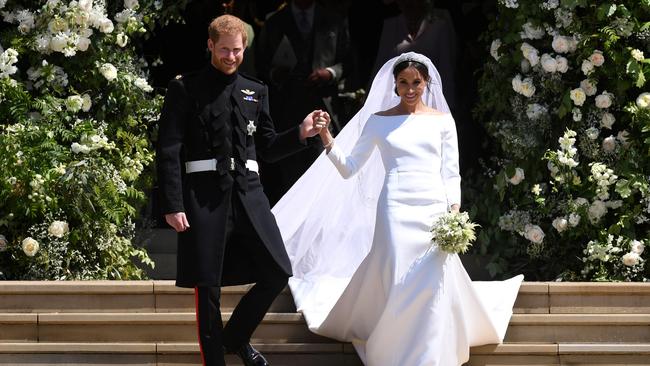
[392,60,431,96]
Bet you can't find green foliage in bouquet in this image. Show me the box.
[471,0,650,281]
[0,0,185,280]
[430,211,479,254]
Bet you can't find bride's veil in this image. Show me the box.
[271,52,451,328]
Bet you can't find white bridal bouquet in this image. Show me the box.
[430,211,479,254]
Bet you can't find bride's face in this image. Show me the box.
[395,67,426,106]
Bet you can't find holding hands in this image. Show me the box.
[300,110,331,140]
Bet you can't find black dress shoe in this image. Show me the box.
[232,343,270,366]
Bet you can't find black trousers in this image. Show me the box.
[195,193,289,366]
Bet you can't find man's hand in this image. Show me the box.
[165,212,190,232]
[300,110,330,140]
[307,68,333,85]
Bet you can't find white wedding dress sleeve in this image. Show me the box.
[272,53,523,366]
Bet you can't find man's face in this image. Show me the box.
[207,32,244,75]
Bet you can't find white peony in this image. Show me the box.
[490,39,502,61]
[636,92,650,109]
[99,63,117,81]
[555,56,569,73]
[116,33,128,47]
[595,92,613,109]
[524,224,545,244]
[631,49,644,62]
[551,35,570,53]
[98,18,114,33]
[77,37,91,52]
[622,252,641,267]
[48,220,69,238]
[134,77,153,92]
[541,53,557,73]
[22,237,39,257]
[581,59,594,75]
[568,213,581,227]
[65,95,84,112]
[589,50,605,67]
[600,112,615,129]
[508,167,525,185]
[631,240,645,255]
[570,88,586,106]
[580,79,597,96]
[602,135,616,152]
[552,217,568,233]
[81,94,92,112]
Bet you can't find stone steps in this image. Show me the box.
[1,281,650,365]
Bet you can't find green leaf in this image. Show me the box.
[615,179,632,198]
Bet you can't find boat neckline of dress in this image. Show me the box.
[372,112,451,117]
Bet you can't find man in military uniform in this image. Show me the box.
[156,14,328,366]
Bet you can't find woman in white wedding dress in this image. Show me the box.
[271,52,523,366]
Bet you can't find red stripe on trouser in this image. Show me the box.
[194,287,207,366]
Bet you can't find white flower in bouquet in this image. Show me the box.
[0,234,7,252]
[521,42,539,66]
[595,92,613,109]
[552,35,570,53]
[78,0,93,12]
[524,224,545,244]
[631,49,644,62]
[81,93,92,112]
[490,39,502,61]
[568,213,581,227]
[430,211,479,254]
[98,18,114,33]
[15,10,35,34]
[580,79,597,96]
[602,135,616,153]
[521,59,531,73]
[49,33,68,53]
[555,56,569,73]
[617,130,630,147]
[552,217,568,233]
[581,59,594,75]
[570,88,586,106]
[124,0,139,10]
[586,127,599,140]
[22,237,39,257]
[508,167,525,185]
[134,77,153,92]
[0,0,6,10]
[605,200,622,210]
[540,0,559,10]
[35,35,51,53]
[520,22,545,39]
[541,53,557,73]
[71,142,91,154]
[572,107,582,121]
[99,63,117,81]
[631,240,645,255]
[77,36,91,52]
[636,92,650,109]
[48,18,68,33]
[65,95,84,112]
[622,252,641,267]
[526,103,546,119]
[116,32,128,47]
[589,50,605,67]
[531,184,541,195]
[0,47,18,78]
[588,200,608,223]
[48,221,69,238]
[500,0,519,9]
[600,112,615,129]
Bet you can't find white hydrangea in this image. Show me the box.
[588,200,608,223]
[631,49,644,62]
[99,62,118,81]
[540,0,559,10]
[554,8,573,28]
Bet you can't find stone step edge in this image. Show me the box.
[3,312,650,325]
[2,281,650,295]
[1,342,649,355]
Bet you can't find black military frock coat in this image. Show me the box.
[157,65,312,288]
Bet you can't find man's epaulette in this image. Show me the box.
[240,72,265,86]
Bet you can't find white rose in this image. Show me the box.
[99,63,117,81]
[588,200,608,223]
[552,217,568,233]
[585,127,599,140]
[49,33,67,53]
[568,213,581,227]
[48,220,69,238]
[595,92,613,109]
[490,39,502,61]
[555,56,569,73]
[524,224,545,244]
[65,95,83,112]
[81,94,92,112]
[71,142,91,154]
[580,79,597,96]
[552,35,569,53]
[631,240,645,255]
[622,252,641,267]
[636,92,650,109]
[509,167,525,185]
[581,59,594,75]
[77,37,91,52]
[134,77,153,92]
[116,33,128,47]
[519,78,535,97]
[0,234,7,252]
[602,135,616,152]
[22,237,39,257]
[600,112,615,129]
[631,49,644,62]
[570,88,586,106]
[590,50,605,67]
[98,18,114,33]
[541,53,557,73]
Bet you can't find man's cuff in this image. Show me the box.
[325,67,337,80]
